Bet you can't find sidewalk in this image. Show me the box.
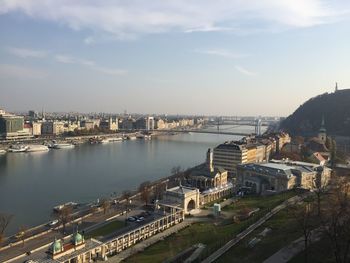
[263,229,322,263]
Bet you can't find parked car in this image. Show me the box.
[127,216,136,222]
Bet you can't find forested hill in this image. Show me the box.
[280,89,350,136]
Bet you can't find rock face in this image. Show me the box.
[280,89,350,136]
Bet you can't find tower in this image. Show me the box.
[318,115,327,143]
[206,148,214,172]
[335,82,338,92]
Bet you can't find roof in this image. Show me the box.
[190,166,226,178]
[166,186,197,195]
[238,161,316,179]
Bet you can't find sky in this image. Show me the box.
[1,0,350,116]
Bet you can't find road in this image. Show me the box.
[0,201,143,262]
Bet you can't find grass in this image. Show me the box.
[124,191,299,263]
[215,208,302,263]
[124,221,245,263]
[223,190,297,213]
[86,220,125,239]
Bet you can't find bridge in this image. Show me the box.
[143,129,253,136]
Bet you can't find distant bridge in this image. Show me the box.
[148,129,252,136]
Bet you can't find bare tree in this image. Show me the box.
[0,213,13,247]
[153,183,165,200]
[56,206,73,234]
[320,176,350,263]
[100,198,111,215]
[17,225,27,247]
[139,181,151,206]
[289,201,317,263]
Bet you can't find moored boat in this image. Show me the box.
[8,145,28,153]
[53,143,75,149]
[26,145,49,152]
[107,137,123,142]
[0,149,6,154]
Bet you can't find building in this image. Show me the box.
[187,149,228,191]
[25,211,184,263]
[0,113,32,140]
[318,116,327,143]
[100,117,118,131]
[160,186,200,214]
[237,160,332,194]
[146,116,154,131]
[32,122,42,136]
[120,118,135,130]
[41,121,65,135]
[213,141,248,176]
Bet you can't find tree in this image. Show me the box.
[100,198,111,215]
[153,183,166,200]
[139,181,151,206]
[17,225,27,246]
[0,213,13,247]
[320,177,350,263]
[289,201,317,263]
[56,206,73,234]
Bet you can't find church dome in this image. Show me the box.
[50,238,62,254]
[72,232,84,245]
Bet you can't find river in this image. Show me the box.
[0,125,263,235]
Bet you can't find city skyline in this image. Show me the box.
[1,1,350,116]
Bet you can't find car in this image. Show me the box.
[136,217,145,223]
[48,220,59,227]
[127,216,136,222]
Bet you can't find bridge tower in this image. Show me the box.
[255,118,262,136]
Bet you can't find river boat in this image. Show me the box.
[107,137,123,142]
[53,143,75,149]
[99,139,109,144]
[26,145,49,152]
[8,145,28,153]
[0,149,6,154]
[127,136,137,140]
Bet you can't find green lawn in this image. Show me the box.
[124,192,299,263]
[223,190,297,213]
[215,208,302,263]
[86,220,125,239]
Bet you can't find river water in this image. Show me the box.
[0,125,261,235]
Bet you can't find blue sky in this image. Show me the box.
[0,0,350,116]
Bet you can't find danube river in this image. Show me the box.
[0,125,262,235]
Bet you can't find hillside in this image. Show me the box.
[280,89,350,136]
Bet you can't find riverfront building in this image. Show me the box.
[21,210,184,263]
[0,110,32,140]
[237,160,332,194]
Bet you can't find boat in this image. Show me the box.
[99,139,109,144]
[0,149,6,154]
[8,145,28,153]
[127,136,137,140]
[26,145,49,152]
[107,137,123,142]
[53,143,75,149]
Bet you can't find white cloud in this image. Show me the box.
[195,49,250,59]
[6,47,47,58]
[0,0,347,40]
[55,54,126,76]
[235,65,257,76]
[0,64,47,79]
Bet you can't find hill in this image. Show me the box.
[280,89,350,136]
